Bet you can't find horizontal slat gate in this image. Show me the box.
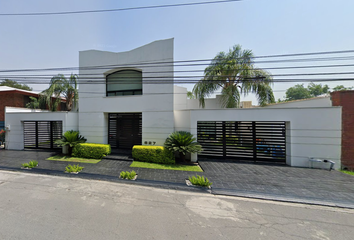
[108,113,142,149]
[24,121,62,149]
[197,121,286,163]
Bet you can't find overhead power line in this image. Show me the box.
[1,49,354,73]
[0,0,242,16]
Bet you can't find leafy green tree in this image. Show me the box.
[55,130,87,155]
[307,83,329,97]
[285,84,311,101]
[192,45,275,108]
[42,74,78,111]
[332,85,353,91]
[0,79,32,91]
[164,131,203,162]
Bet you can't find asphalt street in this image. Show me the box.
[0,170,353,240]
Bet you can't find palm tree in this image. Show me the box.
[164,131,203,162]
[55,130,87,155]
[43,74,78,111]
[193,45,275,108]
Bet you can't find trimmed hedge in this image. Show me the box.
[132,145,175,164]
[72,143,111,159]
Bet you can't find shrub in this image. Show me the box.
[164,131,202,162]
[55,130,87,155]
[72,143,111,159]
[120,170,137,180]
[132,146,175,164]
[188,175,212,187]
[21,160,38,168]
[65,164,84,173]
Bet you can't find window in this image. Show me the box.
[106,70,142,96]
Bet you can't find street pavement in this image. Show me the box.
[0,150,354,208]
[0,171,353,240]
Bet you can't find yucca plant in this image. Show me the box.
[188,175,212,187]
[65,164,84,173]
[55,130,87,155]
[164,131,203,162]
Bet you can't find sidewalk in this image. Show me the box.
[1,149,354,208]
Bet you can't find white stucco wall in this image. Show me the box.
[174,107,342,169]
[264,97,331,108]
[79,39,174,146]
[5,107,78,150]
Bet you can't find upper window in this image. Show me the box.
[106,70,142,96]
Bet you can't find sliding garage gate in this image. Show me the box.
[23,121,62,149]
[197,121,286,163]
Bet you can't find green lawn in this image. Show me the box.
[130,161,203,172]
[341,170,354,176]
[47,155,101,164]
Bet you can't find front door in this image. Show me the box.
[108,113,142,149]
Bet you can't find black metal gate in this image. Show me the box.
[24,121,62,149]
[197,121,286,163]
[108,113,142,149]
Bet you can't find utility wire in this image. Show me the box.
[0,0,242,16]
[2,50,354,73]
[2,71,354,80]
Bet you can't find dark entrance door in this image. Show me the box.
[108,113,142,149]
[197,121,286,163]
[23,121,62,149]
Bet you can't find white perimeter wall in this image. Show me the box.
[79,39,174,146]
[174,107,342,169]
[5,107,78,150]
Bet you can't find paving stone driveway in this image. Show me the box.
[1,150,354,208]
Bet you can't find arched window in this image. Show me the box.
[106,70,142,96]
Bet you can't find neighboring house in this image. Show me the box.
[4,39,354,170]
[0,86,66,130]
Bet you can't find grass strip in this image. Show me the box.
[340,170,354,176]
[47,155,101,164]
[130,161,203,172]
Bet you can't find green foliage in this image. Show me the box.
[41,74,78,111]
[188,175,213,187]
[132,146,175,164]
[192,45,275,108]
[0,79,32,91]
[120,171,137,180]
[72,143,111,159]
[164,131,202,162]
[55,130,87,148]
[332,85,353,91]
[187,91,196,99]
[65,164,84,173]
[285,84,312,101]
[26,96,47,109]
[21,160,38,168]
[285,83,330,101]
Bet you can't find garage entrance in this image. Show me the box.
[23,121,62,149]
[197,121,286,163]
[108,113,142,149]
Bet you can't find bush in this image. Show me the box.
[188,175,212,187]
[72,143,111,159]
[120,170,137,180]
[132,146,175,164]
[164,131,202,162]
[65,164,84,173]
[21,160,38,168]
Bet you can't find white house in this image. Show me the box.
[4,39,343,169]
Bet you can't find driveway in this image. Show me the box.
[0,150,353,208]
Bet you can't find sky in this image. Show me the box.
[1,0,354,103]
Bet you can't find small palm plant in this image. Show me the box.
[164,131,203,162]
[55,130,87,156]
